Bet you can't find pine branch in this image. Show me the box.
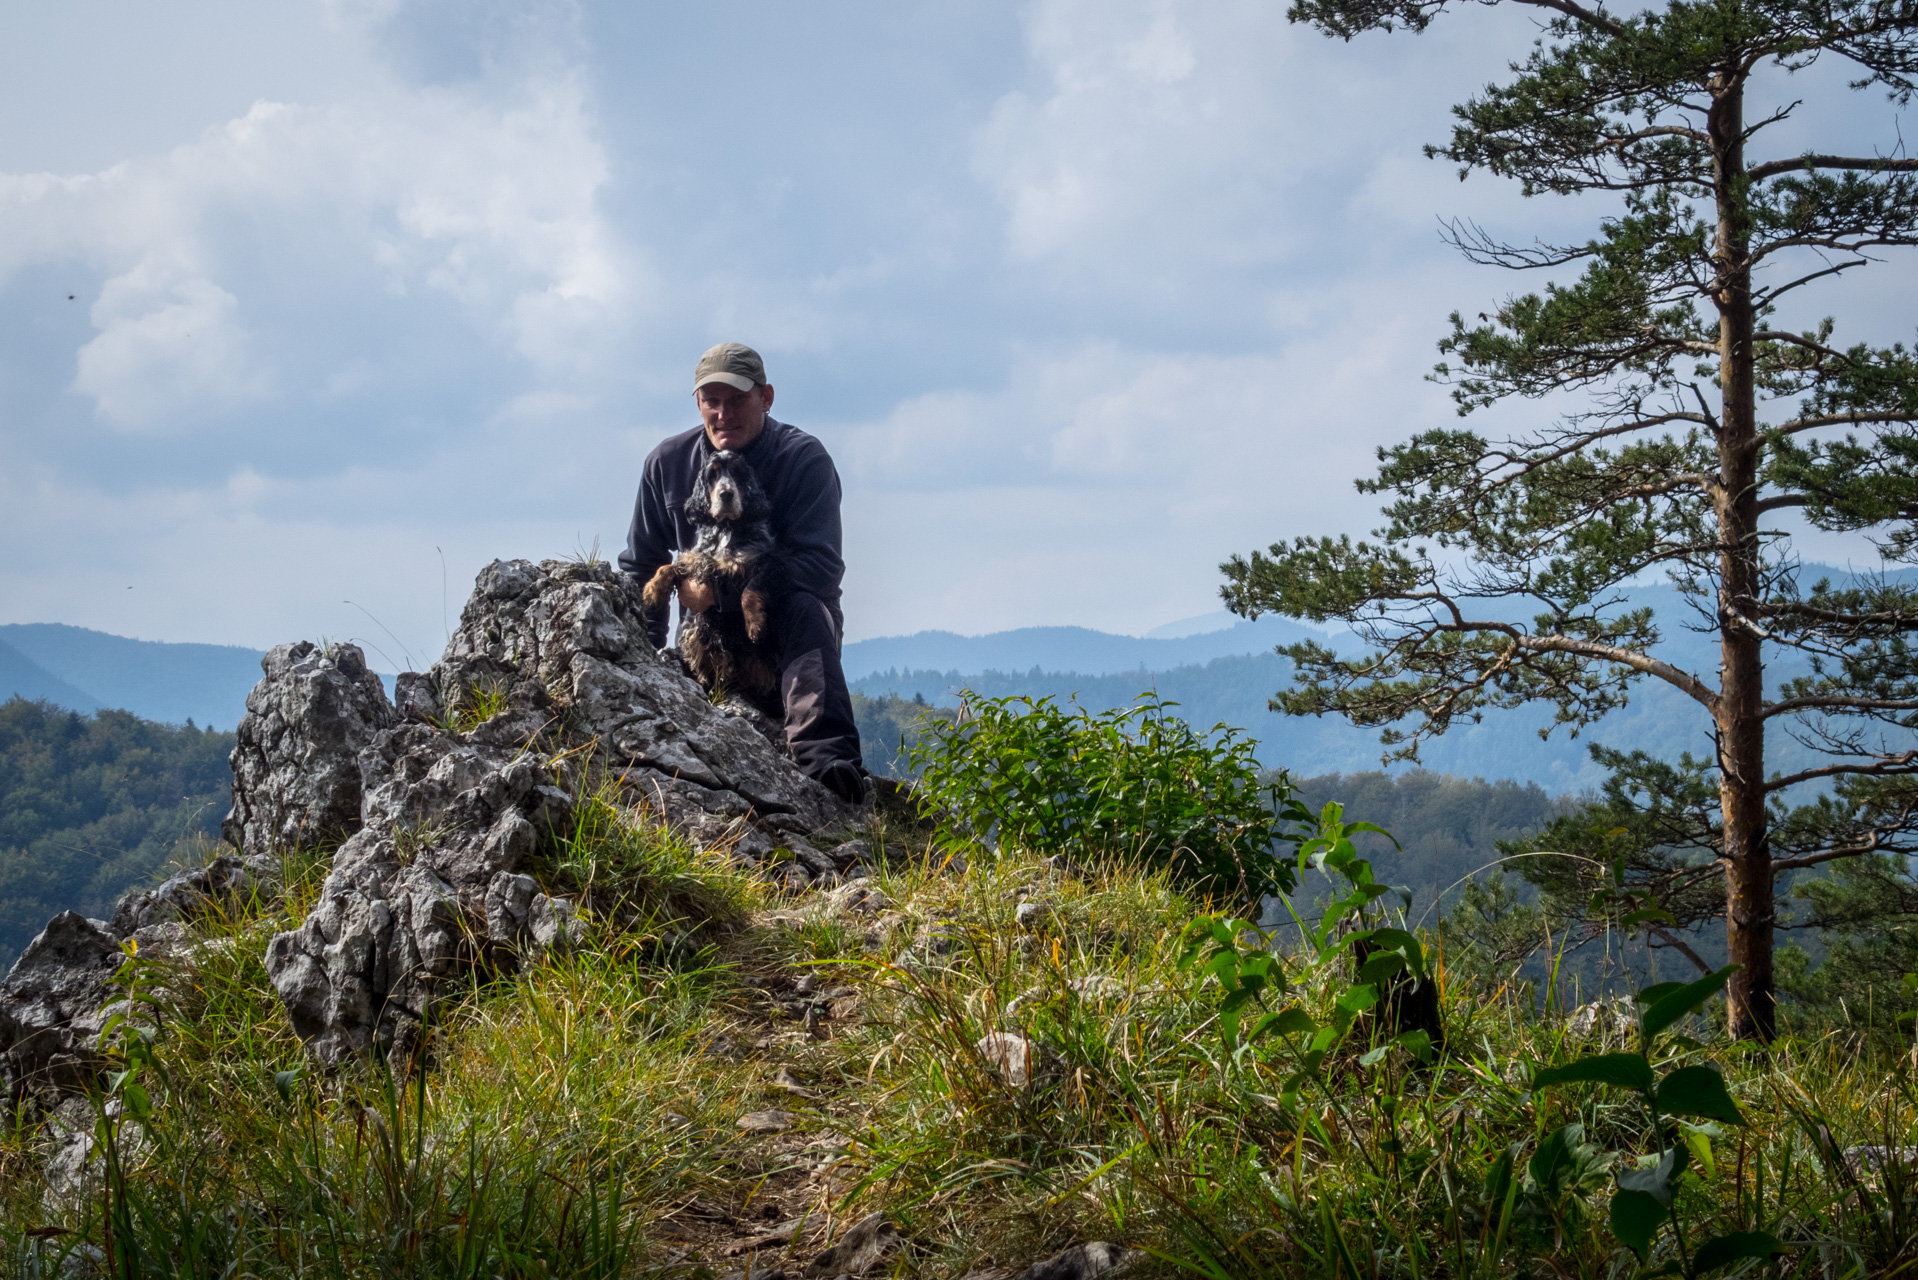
[1748,154,1918,181]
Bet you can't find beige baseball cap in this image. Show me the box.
[693,342,766,392]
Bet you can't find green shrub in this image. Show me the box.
[909,693,1293,900]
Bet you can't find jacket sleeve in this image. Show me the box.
[617,457,676,648]
[777,441,846,601]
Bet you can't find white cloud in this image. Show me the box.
[0,63,630,438]
[833,304,1461,637]
[74,264,271,429]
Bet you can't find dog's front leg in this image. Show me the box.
[741,589,769,643]
[642,561,682,611]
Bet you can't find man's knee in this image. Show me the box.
[772,591,842,667]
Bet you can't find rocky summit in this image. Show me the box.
[0,557,864,1100]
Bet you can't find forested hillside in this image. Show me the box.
[0,698,233,969]
[1290,770,1572,920]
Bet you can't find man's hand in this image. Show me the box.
[677,579,715,615]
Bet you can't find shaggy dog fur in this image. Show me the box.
[641,449,787,716]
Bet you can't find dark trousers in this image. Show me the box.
[772,592,863,778]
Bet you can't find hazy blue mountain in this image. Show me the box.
[842,613,1342,681]
[0,638,103,715]
[1143,610,1238,639]
[849,576,1859,791]
[0,624,266,729]
[852,653,1710,791]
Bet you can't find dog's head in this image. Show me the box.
[688,449,770,526]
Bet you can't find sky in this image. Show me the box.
[0,0,1911,667]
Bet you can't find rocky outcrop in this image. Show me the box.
[0,855,284,1105]
[248,558,855,1066]
[223,641,395,855]
[109,854,271,937]
[0,557,859,1092]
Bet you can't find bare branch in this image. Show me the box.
[1474,623,1722,709]
[1762,695,1918,719]
[1753,257,1872,302]
[1748,154,1918,181]
[1648,924,1714,973]
[1507,0,1628,38]
[1763,751,1918,792]
[1770,410,1918,436]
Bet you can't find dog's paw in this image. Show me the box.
[741,590,768,642]
[642,566,676,610]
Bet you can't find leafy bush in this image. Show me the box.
[909,693,1292,900]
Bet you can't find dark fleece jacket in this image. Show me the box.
[617,416,845,649]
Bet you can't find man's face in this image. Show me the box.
[696,381,774,452]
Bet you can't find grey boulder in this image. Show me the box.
[223,641,395,857]
[0,914,124,1105]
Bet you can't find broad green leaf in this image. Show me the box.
[1529,1124,1581,1199]
[1641,966,1738,1040]
[1359,1044,1389,1066]
[1332,983,1377,1032]
[1393,1029,1434,1063]
[274,1069,301,1104]
[1617,1143,1688,1207]
[120,1080,152,1122]
[1655,1065,1746,1127]
[1358,952,1406,985]
[1368,927,1427,974]
[1248,1008,1316,1042]
[1636,982,1688,1006]
[1682,1128,1716,1179]
[1531,1052,1654,1093]
[1690,1231,1784,1275]
[1609,1188,1666,1261]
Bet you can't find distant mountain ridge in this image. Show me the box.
[842,613,1342,681]
[0,638,103,714]
[0,624,265,730]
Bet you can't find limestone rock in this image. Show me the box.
[1014,901,1050,929]
[976,1031,1034,1088]
[484,871,574,952]
[0,913,124,1103]
[1018,1242,1139,1280]
[1844,1144,1918,1176]
[1566,996,1636,1041]
[109,854,272,937]
[806,1212,904,1276]
[737,1108,798,1133]
[223,641,395,856]
[252,560,852,1066]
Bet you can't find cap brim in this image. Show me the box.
[695,372,756,393]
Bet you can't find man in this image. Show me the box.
[619,342,867,803]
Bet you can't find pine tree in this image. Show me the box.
[1226,0,1918,1039]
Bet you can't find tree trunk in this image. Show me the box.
[1709,67,1775,1042]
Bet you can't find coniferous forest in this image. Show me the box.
[0,698,233,969]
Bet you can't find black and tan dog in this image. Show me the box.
[642,449,787,714]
